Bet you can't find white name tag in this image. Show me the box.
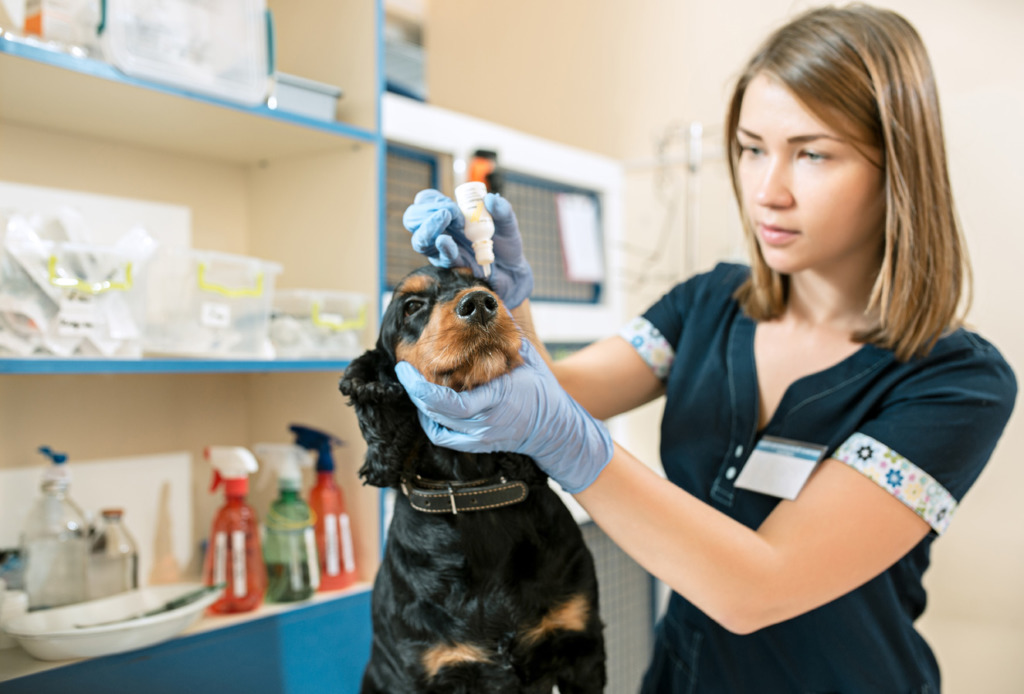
[733,436,828,500]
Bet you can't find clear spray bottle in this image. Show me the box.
[454,181,495,278]
[254,443,319,603]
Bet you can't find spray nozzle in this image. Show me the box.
[38,446,68,464]
[253,443,314,492]
[206,446,258,494]
[289,424,342,473]
[37,445,72,488]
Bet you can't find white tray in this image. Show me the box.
[2,583,219,661]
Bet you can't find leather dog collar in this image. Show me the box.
[402,475,529,514]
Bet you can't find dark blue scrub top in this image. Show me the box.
[621,263,1016,693]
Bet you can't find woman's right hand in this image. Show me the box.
[395,338,613,493]
[402,188,534,309]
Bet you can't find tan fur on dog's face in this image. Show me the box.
[386,267,523,391]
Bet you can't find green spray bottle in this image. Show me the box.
[253,443,319,603]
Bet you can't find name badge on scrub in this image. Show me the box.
[733,436,829,500]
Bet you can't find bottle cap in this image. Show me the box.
[289,425,342,473]
[206,446,258,496]
[455,181,488,208]
[253,443,313,491]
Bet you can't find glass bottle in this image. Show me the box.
[88,509,139,599]
[21,450,89,609]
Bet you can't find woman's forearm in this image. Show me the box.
[510,301,665,419]
[510,299,554,366]
[574,443,931,635]
[575,444,781,634]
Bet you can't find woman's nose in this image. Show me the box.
[755,160,794,208]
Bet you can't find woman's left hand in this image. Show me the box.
[402,189,534,308]
[394,339,613,493]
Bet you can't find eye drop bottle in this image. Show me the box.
[454,181,496,278]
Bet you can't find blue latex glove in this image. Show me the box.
[402,189,535,309]
[394,340,613,493]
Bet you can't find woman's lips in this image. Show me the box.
[758,223,799,246]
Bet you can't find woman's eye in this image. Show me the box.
[403,299,424,317]
[739,144,763,157]
[801,150,828,162]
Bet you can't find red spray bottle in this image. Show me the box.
[290,425,357,591]
[202,446,266,613]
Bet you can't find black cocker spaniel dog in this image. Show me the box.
[339,266,605,693]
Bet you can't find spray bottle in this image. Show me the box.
[254,443,319,602]
[291,425,357,591]
[20,447,89,609]
[454,181,496,278]
[202,446,265,614]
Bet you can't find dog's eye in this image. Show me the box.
[403,299,425,317]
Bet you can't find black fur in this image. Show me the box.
[340,267,606,693]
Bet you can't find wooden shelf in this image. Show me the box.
[0,33,377,166]
[0,357,352,375]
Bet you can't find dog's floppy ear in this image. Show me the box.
[339,348,420,489]
[339,346,405,406]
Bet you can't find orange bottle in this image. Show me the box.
[202,446,266,613]
[291,425,357,591]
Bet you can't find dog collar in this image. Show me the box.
[402,475,529,515]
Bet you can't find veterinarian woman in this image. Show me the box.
[398,5,1017,692]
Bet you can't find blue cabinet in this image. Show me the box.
[1,588,373,694]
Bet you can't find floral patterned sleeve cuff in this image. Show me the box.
[618,316,675,381]
[833,432,957,535]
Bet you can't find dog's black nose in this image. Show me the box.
[456,291,499,325]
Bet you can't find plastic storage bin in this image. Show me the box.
[1,222,153,358]
[269,289,368,359]
[144,249,282,358]
[101,0,271,107]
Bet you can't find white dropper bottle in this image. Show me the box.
[454,181,495,278]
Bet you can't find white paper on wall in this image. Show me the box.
[0,180,191,247]
[555,192,605,283]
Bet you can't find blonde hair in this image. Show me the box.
[726,3,970,360]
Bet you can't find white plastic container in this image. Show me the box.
[145,248,282,358]
[102,0,271,107]
[271,73,343,122]
[269,289,368,359]
[1,231,153,358]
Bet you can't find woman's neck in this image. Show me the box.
[785,268,878,335]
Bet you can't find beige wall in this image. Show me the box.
[423,1,1024,690]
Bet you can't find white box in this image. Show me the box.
[272,72,343,122]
